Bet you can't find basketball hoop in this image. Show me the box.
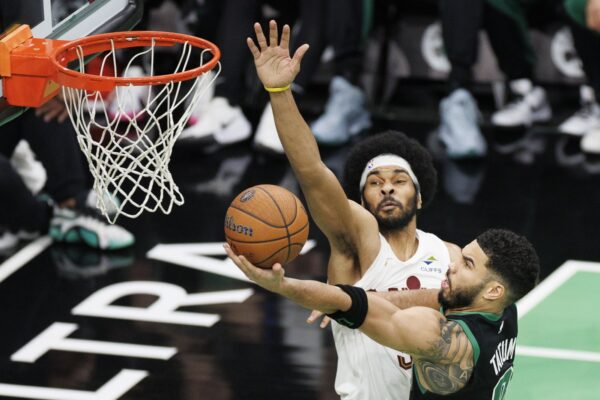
[1,26,221,223]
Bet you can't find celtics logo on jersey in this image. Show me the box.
[492,367,514,400]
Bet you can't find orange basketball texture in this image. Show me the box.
[225,185,309,268]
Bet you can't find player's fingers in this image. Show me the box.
[44,106,61,122]
[247,37,260,59]
[224,244,246,271]
[594,13,600,31]
[268,20,278,47]
[34,103,51,116]
[291,44,310,68]
[306,309,323,324]
[272,263,285,278]
[58,109,69,123]
[254,22,267,50]
[239,255,264,279]
[587,10,596,29]
[280,24,290,50]
[320,316,331,329]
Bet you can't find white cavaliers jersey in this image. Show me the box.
[332,229,450,400]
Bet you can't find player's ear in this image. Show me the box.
[483,280,505,301]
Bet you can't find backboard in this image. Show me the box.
[0,0,143,126]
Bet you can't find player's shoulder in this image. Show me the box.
[416,230,455,252]
[442,241,461,260]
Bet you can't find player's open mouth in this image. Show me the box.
[441,279,449,289]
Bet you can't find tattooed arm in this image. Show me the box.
[412,319,474,395]
[359,298,474,395]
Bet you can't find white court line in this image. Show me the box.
[516,260,600,318]
[0,236,53,284]
[147,240,317,282]
[516,260,600,364]
[517,345,600,363]
[570,260,600,273]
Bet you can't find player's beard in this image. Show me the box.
[363,192,418,233]
[438,278,487,310]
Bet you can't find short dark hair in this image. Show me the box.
[477,229,540,304]
[343,131,437,207]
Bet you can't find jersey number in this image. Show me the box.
[492,367,514,400]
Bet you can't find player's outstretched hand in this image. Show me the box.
[246,20,309,89]
[224,243,286,293]
[306,310,332,329]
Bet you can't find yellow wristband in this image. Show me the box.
[264,84,291,93]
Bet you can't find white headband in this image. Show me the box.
[359,154,420,194]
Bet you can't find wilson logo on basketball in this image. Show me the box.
[224,216,254,237]
[240,190,255,202]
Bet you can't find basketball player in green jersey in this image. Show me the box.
[225,227,539,399]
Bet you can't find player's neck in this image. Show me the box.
[447,301,505,316]
[382,221,418,261]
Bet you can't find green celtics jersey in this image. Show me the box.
[410,304,518,400]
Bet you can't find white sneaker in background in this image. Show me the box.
[193,154,252,197]
[0,229,19,254]
[581,126,600,154]
[253,102,284,154]
[491,79,552,127]
[50,207,134,250]
[311,76,371,145]
[10,140,47,195]
[185,70,216,127]
[86,190,121,218]
[108,65,148,121]
[178,97,251,145]
[438,89,487,158]
[558,85,600,136]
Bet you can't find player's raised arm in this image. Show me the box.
[247,21,375,252]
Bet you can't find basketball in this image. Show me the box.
[224,185,309,269]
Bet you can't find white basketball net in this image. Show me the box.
[61,38,219,223]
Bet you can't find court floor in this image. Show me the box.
[1,108,600,399]
[512,261,600,400]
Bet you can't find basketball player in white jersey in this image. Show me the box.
[246,21,458,399]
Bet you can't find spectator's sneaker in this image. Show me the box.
[49,207,134,250]
[10,140,47,195]
[178,97,251,146]
[193,154,252,197]
[84,190,121,218]
[582,127,600,154]
[438,89,487,158]
[108,65,148,121]
[311,77,371,145]
[559,86,600,136]
[0,228,18,254]
[491,79,552,127]
[253,102,284,154]
[185,70,217,127]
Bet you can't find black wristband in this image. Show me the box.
[326,285,368,329]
